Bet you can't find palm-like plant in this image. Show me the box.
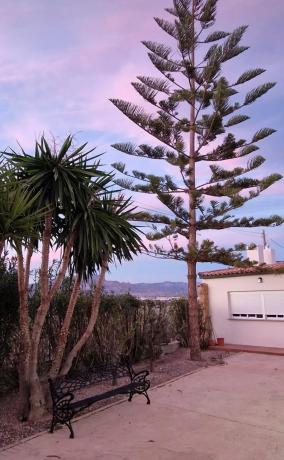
[0,158,42,256]
[0,162,45,420]
[3,136,143,420]
[0,185,42,248]
[71,193,143,278]
[51,193,144,377]
[6,135,107,208]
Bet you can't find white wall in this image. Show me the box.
[205,273,284,348]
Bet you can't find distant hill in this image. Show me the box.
[83,279,188,298]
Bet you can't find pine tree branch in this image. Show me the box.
[132,81,184,123]
[199,177,265,198]
[112,142,187,161]
[197,214,283,230]
[157,192,189,222]
[110,99,186,155]
[130,211,173,224]
[195,111,220,154]
[196,155,266,189]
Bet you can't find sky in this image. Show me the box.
[0,0,283,283]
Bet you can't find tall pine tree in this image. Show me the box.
[110,0,283,360]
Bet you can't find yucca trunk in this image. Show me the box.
[60,261,108,376]
[28,212,52,419]
[49,275,82,379]
[16,245,32,420]
[0,240,4,258]
[28,215,74,420]
[188,0,201,361]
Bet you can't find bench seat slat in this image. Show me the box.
[70,382,136,410]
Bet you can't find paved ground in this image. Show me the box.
[1,353,284,460]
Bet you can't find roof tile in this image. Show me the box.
[199,262,284,279]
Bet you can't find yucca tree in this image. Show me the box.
[0,166,44,418]
[51,194,143,378]
[0,156,40,256]
[4,136,106,419]
[0,178,42,256]
[3,136,143,420]
[110,0,283,360]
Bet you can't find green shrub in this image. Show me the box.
[170,298,211,349]
[1,263,207,393]
[0,257,20,393]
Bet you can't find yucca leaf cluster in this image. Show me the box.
[1,136,143,279]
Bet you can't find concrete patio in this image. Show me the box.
[2,353,284,460]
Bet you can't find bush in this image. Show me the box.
[37,286,172,373]
[0,264,211,394]
[170,298,189,347]
[72,295,171,370]
[170,297,211,349]
[0,256,20,393]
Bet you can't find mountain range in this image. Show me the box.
[84,279,188,298]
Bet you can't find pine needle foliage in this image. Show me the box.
[110,0,283,359]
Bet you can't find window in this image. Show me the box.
[228,290,284,321]
[263,291,284,320]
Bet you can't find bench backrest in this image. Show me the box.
[49,359,133,402]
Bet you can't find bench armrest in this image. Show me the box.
[52,392,75,424]
[130,370,150,394]
[132,369,149,379]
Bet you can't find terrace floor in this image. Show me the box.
[2,352,284,460]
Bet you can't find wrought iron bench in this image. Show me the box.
[48,357,150,438]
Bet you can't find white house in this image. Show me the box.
[199,246,284,348]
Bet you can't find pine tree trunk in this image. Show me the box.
[60,261,108,376]
[187,261,200,359]
[16,246,32,420]
[49,274,81,379]
[188,0,201,361]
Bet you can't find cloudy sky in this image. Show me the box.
[1,0,283,282]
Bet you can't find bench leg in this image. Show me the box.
[66,420,75,439]
[49,416,56,434]
[143,390,151,405]
[129,389,150,404]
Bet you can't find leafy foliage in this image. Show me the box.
[0,136,145,415]
[170,297,211,349]
[3,136,143,279]
[244,83,276,105]
[0,274,210,394]
[0,257,19,394]
[110,0,282,270]
[110,0,282,359]
[0,165,43,248]
[235,68,266,85]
